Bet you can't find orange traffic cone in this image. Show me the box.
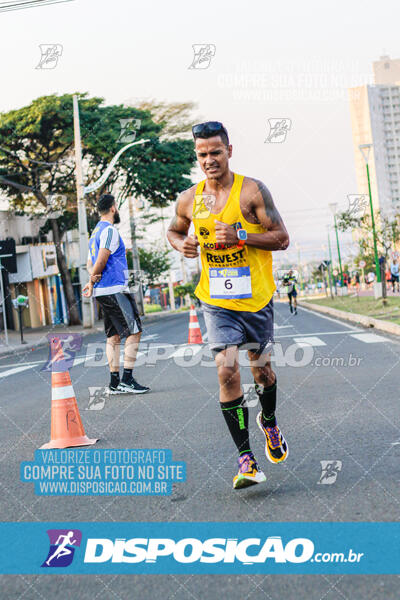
[41,337,98,449]
[188,304,203,344]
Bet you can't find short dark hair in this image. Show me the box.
[192,121,230,147]
[97,194,115,214]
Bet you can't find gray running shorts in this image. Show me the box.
[201,299,274,356]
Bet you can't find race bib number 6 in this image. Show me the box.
[209,266,252,299]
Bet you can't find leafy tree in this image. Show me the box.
[131,99,199,236]
[174,283,197,300]
[336,209,400,260]
[135,99,197,140]
[133,247,171,292]
[0,93,196,324]
[353,253,375,274]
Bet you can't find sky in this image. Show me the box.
[0,0,398,269]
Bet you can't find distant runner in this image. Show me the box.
[390,259,399,293]
[282,269,298,315]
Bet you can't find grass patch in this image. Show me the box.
[144,304,163,313]
[303,295,400,325]
[144,304,192,315]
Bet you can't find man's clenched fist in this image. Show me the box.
[215,220,238,245]
[182,234,199,258]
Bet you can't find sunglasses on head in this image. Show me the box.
[192,121,228,138]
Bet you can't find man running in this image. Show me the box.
[390,259,399,293]
[167,121,289,489]
[83,194,149,395]
[282,269,298,315]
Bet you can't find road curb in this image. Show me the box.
[0,310,192,357]
[300,300,400,337]
[142,309,190,324]
[0,326,101,358]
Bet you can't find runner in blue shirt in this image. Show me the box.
[390,259,399,293]
[83,194,150,395]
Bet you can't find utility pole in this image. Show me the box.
[160,207,175,310]
[129,202,144,315]
[168,272,176,310]
[180,254,191,307]
[0,258,10,345]
[73,95,93,328]
[295,242,303,293]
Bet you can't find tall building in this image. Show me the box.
[349,55,400,219]
[373,55,400,85]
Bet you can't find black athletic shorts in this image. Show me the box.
[96,292,142,339]
[288,288,297,298]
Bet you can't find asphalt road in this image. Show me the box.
[1,301,399,599]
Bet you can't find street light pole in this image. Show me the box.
[326,227,334,299]
[359,144,381,283]
[73,95,93,328]
[329,203,344,287]
[333,213,344,287]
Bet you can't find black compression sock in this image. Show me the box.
[255,378,277,427]
[220,396,251,455]
[122,368,133,383]
[110,372,120,388]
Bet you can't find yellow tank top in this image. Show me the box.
[193,172,276,312]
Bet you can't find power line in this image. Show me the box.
[0,0,73,12]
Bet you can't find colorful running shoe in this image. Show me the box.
[256,412,289,464]
[233,452,266,489]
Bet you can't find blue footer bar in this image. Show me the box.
[1,522,399,574]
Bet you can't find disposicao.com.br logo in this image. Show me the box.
[82,536,363,565]
[41,529,82,568]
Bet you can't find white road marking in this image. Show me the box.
[297,304,363,331]
[0,355,98,378]
[350,332,391,344]
[275,329,362,339]
[140,333,159,341]
[0,360,42,369]
[274,324,294,329]
[169,345,204,358]
[0,365,34,379]
[294,336,326,347]
[73,356,89,366]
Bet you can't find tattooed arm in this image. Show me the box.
[213,178,289,250]
[244,178,289,251]
[167,187,200,258]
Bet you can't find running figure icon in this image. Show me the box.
[45,531,77,566]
